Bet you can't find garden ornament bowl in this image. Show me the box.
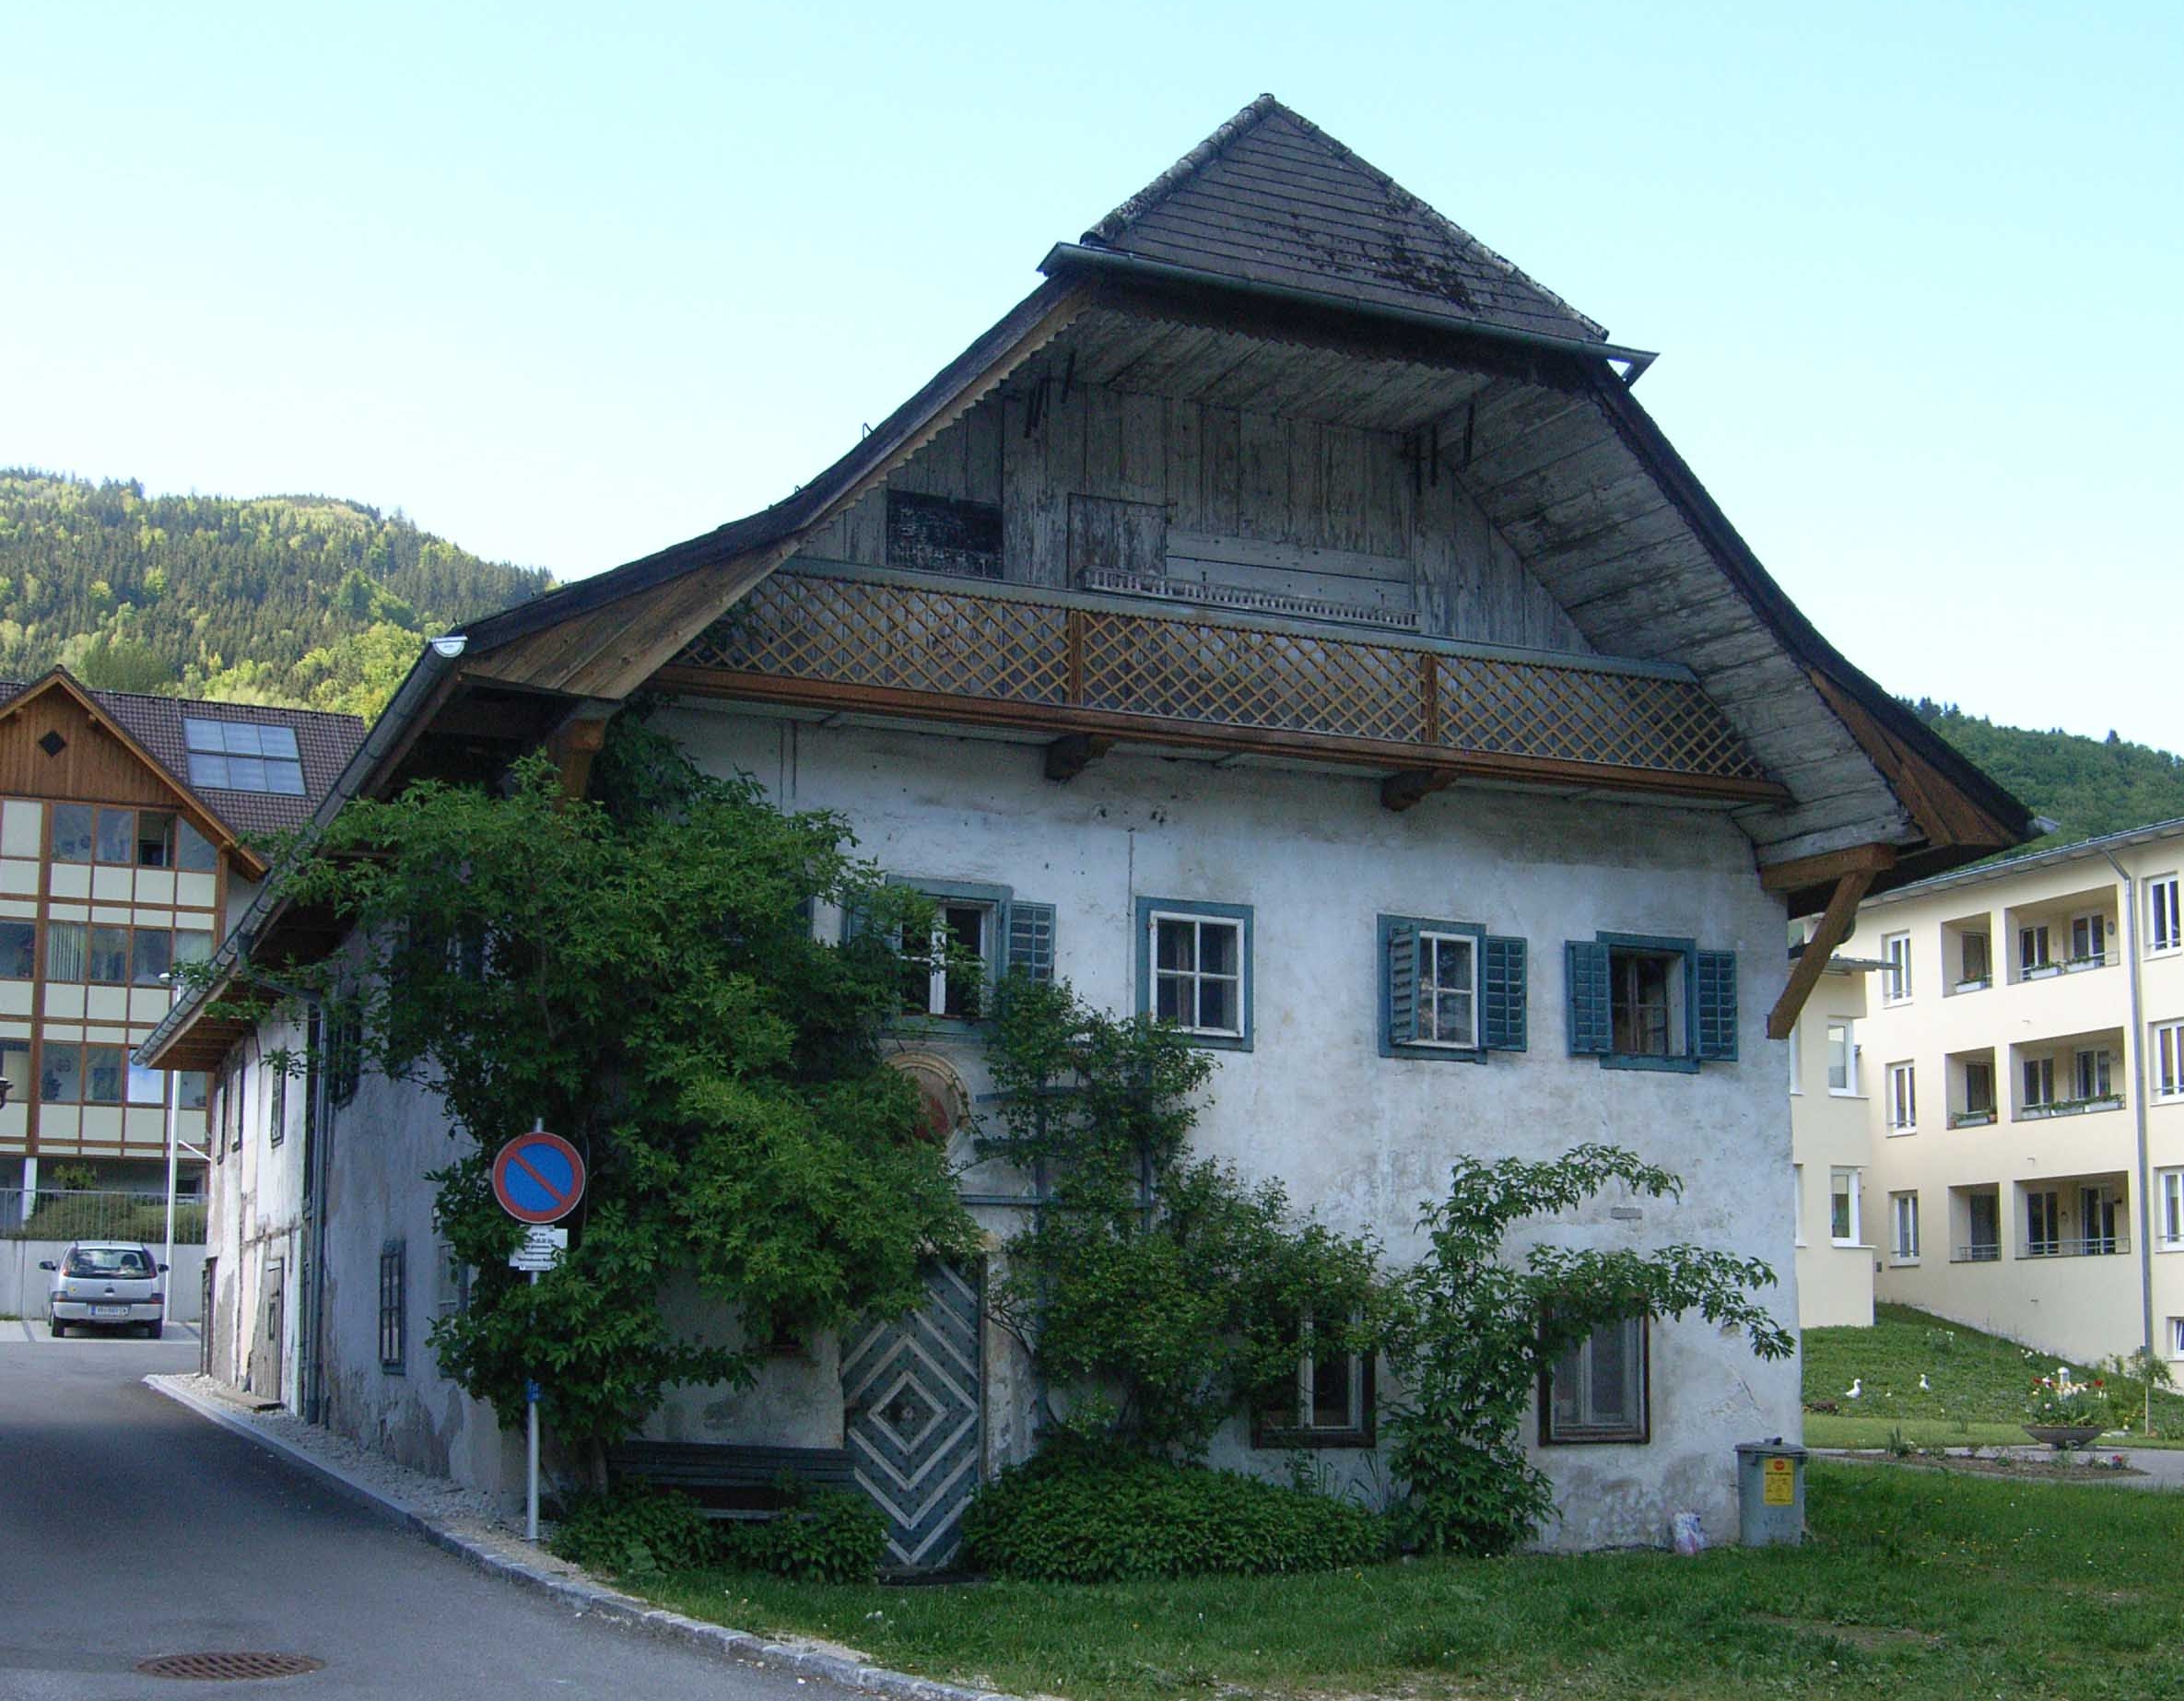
[2024,1424,2105,1450]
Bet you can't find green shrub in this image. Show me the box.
[548,1486,718,1578]
[961,1446,1387,1581]
[720,1489,888,1583]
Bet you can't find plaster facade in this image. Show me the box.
[1791,963,1876,1329]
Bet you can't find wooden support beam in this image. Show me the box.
[1043,733,1112,784]
[1758,840,1896,895]
[545,701,616,800]
[1380,769,1455,813]
[1767,866,1877,1041]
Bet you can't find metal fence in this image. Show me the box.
[0,1188,207,1245]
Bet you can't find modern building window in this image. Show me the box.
[38,1046,80,1103]
[2069,912,2109,966]
[2170,1318,2184,1360]
[1957,931,1991,989]
[1964,1059,1996,1120]
[1826,1022,1857,1095]
[2152,876,2181,956]
[131,929,172,986]
[2081,1185,2119,1255]
[94,807,135,864]
[125,1060,166,1106]
[184,717,306,795]
[50,804,94,862]
[2025,1189,2061,1258]
[2155,1021,2184,1100]
[175,928,214,966]
[1788,1022,1802,1095]
[88,926,129,984]
[1542,1317,1649,1445]
[1138,899,1251,1048]
[0,921,33,979]
[268,1063,287,1147]
[2018,924,2051,976]
[2023,1056,2055,1109]
[179,1071,209,1111]
[1964,1191,2001,1261]
[1886,1062,1917,1132]
[2163,1170,2184,1249]
[1881,932,1912,1004]
[45,921,85,982]
[378,1241,406,1373]
[1890,1191,1920,1261]
[1830,1167,1861,1246]
[1791,1163,1806,1246]
[2073,1048,2114,1102]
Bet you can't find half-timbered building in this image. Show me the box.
[143,98,2027,1557]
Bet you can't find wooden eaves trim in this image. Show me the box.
[651,664,1791,807]
[0,670,270,879]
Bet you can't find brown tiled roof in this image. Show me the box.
[0,675,365,838]
[1084,96,1607,346]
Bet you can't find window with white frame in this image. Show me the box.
[1886,1062,1917,1132]
[1890,1191,1920,1261]
[2023,1055,2055,1109]
[1140,900,1251,1046]
[2155,1021,2184,1100]
[2162,1169,2184,1249]
[1415,931,1479,1048]
[1963,1058,1996,1120]
[1788,1022,1802,1095]
[1881,932,1912,1003]
[903,900,994,1019]
[2018,923,2051,976]
[1542,1317,1648,1445]
[1957,931,1991,989]
[2152,875,2181,956]
[2073,1047,2114,1101]
[2070,911,2109,966]
[1253,1311,1374,1448]
[2171,1317,2184,1360]
[1826,1021,1857,1095]
[1792,1163,1806,1246]
[1829,1167,1861,1246]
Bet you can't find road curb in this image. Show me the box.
[143,1375,1010,1701]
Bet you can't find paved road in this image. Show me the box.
[0,1322,838,1700]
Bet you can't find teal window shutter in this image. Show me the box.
[1567,940,1612,1055]
[1483,936,1527,1051]
[1696,950,1738,1062]
[1005,901,1056,981]
[1386,920,1420,1046]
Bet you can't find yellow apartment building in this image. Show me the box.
[1791,817,2184,1365]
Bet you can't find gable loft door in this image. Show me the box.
[841,1261,983,1571]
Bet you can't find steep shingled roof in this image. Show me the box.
[1083,95,1607,345]
[0,675,365,837]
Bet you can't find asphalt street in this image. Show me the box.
[0,1320,840,1700]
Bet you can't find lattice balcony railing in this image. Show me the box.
[666,568,1779,797]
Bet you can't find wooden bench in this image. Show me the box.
[605,1441,858,1519]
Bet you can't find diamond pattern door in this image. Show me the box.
[842,1261,982,1569]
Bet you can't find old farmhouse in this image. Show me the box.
[141,98,2028,1560]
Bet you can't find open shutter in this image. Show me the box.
[1566,941,1611,1056]
[1483,935,1527,1051]
[1005,900,1056,981]
[1696,949,1738,1062]
[1386,921,1420,1046]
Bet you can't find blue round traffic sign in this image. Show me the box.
[491,1131,586,1225]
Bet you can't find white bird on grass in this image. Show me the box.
[1919,1374,1932,1392]
[1844,1378,1863,1400]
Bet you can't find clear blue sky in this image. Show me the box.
[4,3,2178,746]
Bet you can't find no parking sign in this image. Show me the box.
[490,1130,585,1225]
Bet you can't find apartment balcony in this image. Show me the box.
[660,563,1788,806]
[2019,1094,2125,1122]
[2003,885,2120,987]
[2020,1232,2132,1260]
[1947,1109,1996,1129]
[2011,1027,2127,1125]
[1951,1242,2002,1264]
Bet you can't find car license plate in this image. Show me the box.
[93,1305,130,1318]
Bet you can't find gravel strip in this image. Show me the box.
[146,1373,1015,1701]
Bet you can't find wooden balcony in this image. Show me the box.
[655,564,1785,806]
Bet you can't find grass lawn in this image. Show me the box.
[640,1464,2184,1701]
[1800,1302,2184,1449]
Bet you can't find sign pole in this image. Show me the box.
[526,1271,540,1543]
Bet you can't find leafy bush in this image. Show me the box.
[961,1446,1386,1581]
[548,1487,718,1578]
[719,1489,888,1583]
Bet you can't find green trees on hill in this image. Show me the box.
[1908,700,2184,852]
[0,469,550,717]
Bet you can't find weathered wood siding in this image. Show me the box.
[794,384,1591,655]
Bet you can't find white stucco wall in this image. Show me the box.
[204,1011,311,1407]
[654,701,1803,1551]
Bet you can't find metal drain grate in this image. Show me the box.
[135,1652,325,1682]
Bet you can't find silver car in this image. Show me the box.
[41,1241,168,1339]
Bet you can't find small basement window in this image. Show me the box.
[1543,1317,1649,1445]
[1254,1317,1375,1449]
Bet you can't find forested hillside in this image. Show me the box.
[1908,701,2184,853]
[0,470,550,717]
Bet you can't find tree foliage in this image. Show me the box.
[982,978,1388,1457]
[1386,1145,1793,1556]
[0,468,549,716]
[254,716,979,1463]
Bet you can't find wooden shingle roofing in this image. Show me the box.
[1083,96,1608,346]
